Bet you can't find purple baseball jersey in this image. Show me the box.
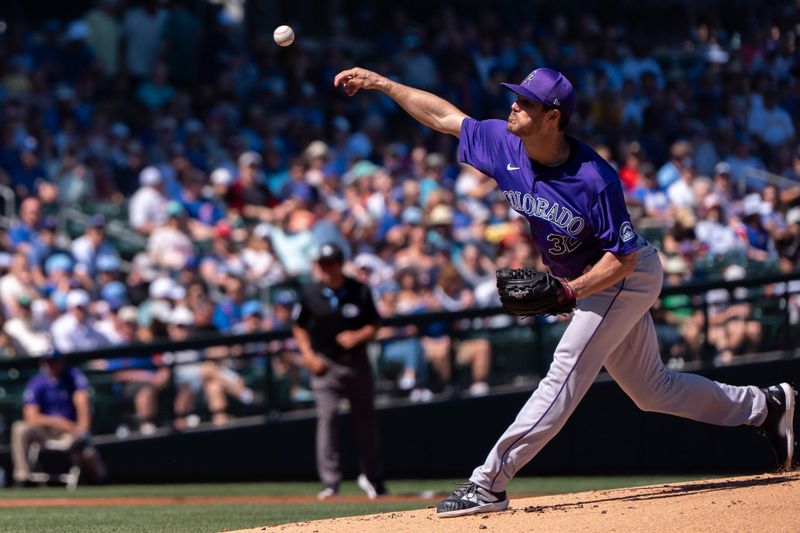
[23,367,88,422]
[459,118,644,279]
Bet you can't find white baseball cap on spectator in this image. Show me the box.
[305,168,324,186]
[133,253,158,282]
[252,223,270,240]
[304,140,330,161]
[238,151,263,167]
[663,256,688,274]
[149,277,176,300]
[724,264,746,281]
[702,194,722,210]
[150,300,172,323]
[210,167,233,187]
[786,207,800,226]
[354,253,384,273]
[742,194,763,217]
[714,161,732,176]
[169,306,194,326]
[170,285,187,302]
[117,306,139,325]
[428,204,454,226]
[139,166,162,187]
[66,289,91,309]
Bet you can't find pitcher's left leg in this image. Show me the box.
[604,312,766,427]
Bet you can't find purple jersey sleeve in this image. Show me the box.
[458,118,509,175]
[591,181,640,255]
[71,368,89,390]
[22,378,42,406]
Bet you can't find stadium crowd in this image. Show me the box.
[1,1,800,427]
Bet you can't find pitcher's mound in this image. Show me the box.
[236,472,800,533]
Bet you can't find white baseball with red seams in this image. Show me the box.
[273,25,295,47]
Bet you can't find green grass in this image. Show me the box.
[0,475,720,533]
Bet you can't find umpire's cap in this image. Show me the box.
[316,242,344,263]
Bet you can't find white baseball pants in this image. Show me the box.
[470,246,767,492]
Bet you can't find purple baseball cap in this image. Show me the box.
[502,68,576,118]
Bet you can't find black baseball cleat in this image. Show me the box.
[436,481,509,518]
[758,383,796,470]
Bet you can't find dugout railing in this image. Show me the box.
[0,270,797,439]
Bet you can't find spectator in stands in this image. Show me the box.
[70,215,120,277]
[725,134,767,193]
[741,204,776,262]
[630,163,671,222]
[2,136,51,200]
[136,62,175,110]
[165,306,204,429]
[666,161,698,209]
[712,162,736,207]
[166,306,251,428]
[747,89,795,150]
[705,265,763,362]
[694,197,746,260]
[129,166,168,235]
[375,281,431,402]
[212,275,246,333]
[3,294,53,357]
[199,222,246,287]
[27,216,65,287]
[655,256,698,364]
[93,306,168,434]
[0,252,37,316]
[11,350,106,486]
[657,140,693,190]
[84,0,121,78]
[784,147,800,182]
[147,201,195,271]
[121,0,166,80]
[230,151,276,221]
[429,263,491,396]
[263,291,313,402]
[51,290,109,354]
[7,197,42,250]
[241,225,285,288]
[267,207,318,277]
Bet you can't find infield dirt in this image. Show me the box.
[235,472,800,533]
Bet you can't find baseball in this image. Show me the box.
[273,25,295,47]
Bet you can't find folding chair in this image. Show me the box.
[27,437,81,491]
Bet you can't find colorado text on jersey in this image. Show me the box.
[501,190,586,235]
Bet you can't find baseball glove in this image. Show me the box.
[496,268,577,316]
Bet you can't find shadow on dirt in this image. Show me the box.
[521,473,800,514]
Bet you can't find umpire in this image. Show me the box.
[292,242,385,500]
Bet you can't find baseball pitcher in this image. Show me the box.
[334,66,796,517]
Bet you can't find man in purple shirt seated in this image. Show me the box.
[11,351,106,486]
[334,65,796,517]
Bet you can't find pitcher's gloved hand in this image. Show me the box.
[496,269,577,316]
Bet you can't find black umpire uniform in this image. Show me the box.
[292,243,384,497]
